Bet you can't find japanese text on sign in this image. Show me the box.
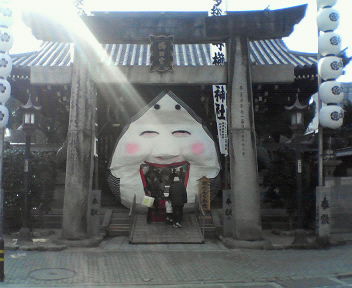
[209,0,228,156]
[150,35,174,73]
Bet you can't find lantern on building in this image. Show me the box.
[318,56,344,81]
[0,2,13,27]
[319,80,344,104]
[318,31,341,56]
[317,0,346,129]
[0,52,12,78]
[319,105,344,129]
[0,26,13,52]
[317,0,337,9]
[317,7,339,32]
[0,1,13,280]
[0,78,10,104]
[0,104,8,128]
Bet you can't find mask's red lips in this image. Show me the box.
[145,161,187,168]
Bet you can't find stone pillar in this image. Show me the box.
[62,49,97,239]
[228,36,262,241]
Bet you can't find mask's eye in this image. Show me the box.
[139,131,159,137]
[172,130,191,137]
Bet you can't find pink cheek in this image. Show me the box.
[125,143,140,155]
[192,142,205,155]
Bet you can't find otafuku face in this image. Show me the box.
[110,92,220,208]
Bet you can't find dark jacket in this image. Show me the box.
[170,182,187,205]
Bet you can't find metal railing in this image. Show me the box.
[195,194,205,240]
[128,194,136,242]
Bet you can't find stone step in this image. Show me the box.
[108,224,129,237]
[110,219,129,226]
[130,214,204,244]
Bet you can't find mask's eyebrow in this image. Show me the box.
[172,130,191,135]
[139,130,160,136]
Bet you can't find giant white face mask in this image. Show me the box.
[109,90,220,208]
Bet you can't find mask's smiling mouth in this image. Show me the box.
[139,161,190,194]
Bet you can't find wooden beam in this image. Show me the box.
[30,66,72,85]
[92,65,227,85]
[251,64,295,83]
[23,5,306,43]
[30,64,295,85]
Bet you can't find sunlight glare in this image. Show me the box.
[12,0,147,118]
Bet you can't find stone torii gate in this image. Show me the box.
[24,5,306,242]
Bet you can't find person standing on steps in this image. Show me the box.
[170,176,187,228]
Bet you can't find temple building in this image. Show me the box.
[8,5,351,244]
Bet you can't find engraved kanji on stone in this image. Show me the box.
[321,214,329,224]
[225,208,232,216]
[321,197,329,210]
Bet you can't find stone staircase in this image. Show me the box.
[107,209,129,237]
[129,214,204,244]
[31,207,219,239]
[32,207,292,237]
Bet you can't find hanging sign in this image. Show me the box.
[212,85,228,155]
[149,35,174,73]
[209,0,228,156]
[198,176,211,212]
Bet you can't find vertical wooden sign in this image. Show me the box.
[198,176,211,212]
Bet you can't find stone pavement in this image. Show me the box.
[2,236,352,288]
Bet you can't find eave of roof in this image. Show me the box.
[11,39,317,68]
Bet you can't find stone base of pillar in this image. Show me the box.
[55,235,104,248]
[17,227,32,243]
[221,236,271,249]
[234,225,263,242]
[291,229,309,247]
[314,236,331,248]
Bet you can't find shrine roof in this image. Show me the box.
[11,39,316,68]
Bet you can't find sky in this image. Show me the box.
[10,0,352,82]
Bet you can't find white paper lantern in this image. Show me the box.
[317,7,340,32]
[0,4,13,27]
[317,0,337,9]
[0,52,12,78]
[318,32,341,56]
[319,105,344,129]
[318,56,344,80]
[0,78,10,104]
[319,80,344,104]
[0,26,13,52]
[0,104,9,128]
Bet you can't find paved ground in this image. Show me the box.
[2,236,352,287]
